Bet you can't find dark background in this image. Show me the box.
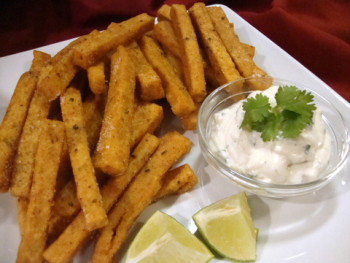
[1,0,349,101]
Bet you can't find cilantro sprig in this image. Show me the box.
[240,85,316,141]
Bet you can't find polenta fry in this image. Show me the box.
[139,35,196,117]
[128,42,164,101]
[73,14,155,69]
[43,134,160,263]
[61,87,107,231]
[16,197,28,237]
[180,103,200,130]
[37,30,99,101]
[10,89,51,198]
[171,4,207,103]
[189,3,242,88]
[153,164,198,201]
[0,74,38,192]
[87,61,106,95]
[130,102,163,147]
[153,20,181,59]
[16,120,65,263]
[93,45,135,176]
[207,6,271,90]
[92,131,191,262]
[157,4,172,21]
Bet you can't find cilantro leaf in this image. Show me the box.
[240,93,271,131]
[240,85,316,141]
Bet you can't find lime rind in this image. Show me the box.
[193,192,257,262]
[126,211,213,263]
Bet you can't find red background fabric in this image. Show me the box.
[1,0,349,101]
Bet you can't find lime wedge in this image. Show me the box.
[193,192,257,262]
[125,211,213,263]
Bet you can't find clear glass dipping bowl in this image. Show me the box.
[197,77,350,198]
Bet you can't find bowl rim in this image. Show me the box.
[197,76,350,194]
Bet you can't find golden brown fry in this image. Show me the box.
[207,6,271,90]
[87,61,106,95]
[128,42,164,101]
[153,20,181,59]
[139,35,196,117]
[0,74,38,192]
[61,87,107,231]
[43,134,160,263]
[154,164,198,201]
[130,102,163,147]
[16,197,28,237]
[29,50,52,77]
[82,93,106,153]
[93,46,135,176]
[92,131,191,262]
[157,4,172,21]
[241,42,255,58]
[180,103,200,130]
[37,30,99,101]
[10,89,51,198]
[171,4,207,103]
[189,3,242,88]
[164,48,184,81]
[73,14,155,69]
[16,120,65,263]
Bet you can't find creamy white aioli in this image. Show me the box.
[209,85,332,184]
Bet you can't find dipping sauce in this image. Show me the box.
[209,86,332,184]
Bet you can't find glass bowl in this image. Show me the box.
[197,77,350,198]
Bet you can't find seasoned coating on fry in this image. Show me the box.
[157,4,172,21]
[29,50,52,77]
[37,30,99,101]
[207,6,271,90]
[130,102,163,147]
[73,14,155,69]
[92,131,191,262]
[180,103,200,131]
[87,61,106,95]
[153,20,181,59]
[10,89,51,198]
[154,164,198,201]
[82,93,106,153]
[16,120,65,263]
[0,73,37,192]
[171,4,207,103]
[43,134,160,263]
[93,46,135,176]
[139,35,196,117]
[189,3,241,88]
[128,42,165,101]
[61,87,107,231]
[16,197,28,237]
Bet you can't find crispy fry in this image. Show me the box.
[130,102,163,147]
[139,35,196,117]
[153,20,181,59]
[29,50,52,76]
[171,4,207,103]
[189,3,242,88]
[154,164,198,201]
[16,197,28,237]
[92,131,191,262]
[157,4,171,21]
[241,42,255,58]
[180,103,200,130]
[61,87,107,231]
[0,72,39,192]
[43,134,160,263]
[73,14,155,69]
[37,30,99,101]
[128,42,164,101]
[93,46,135,176]
[87,61,106,95]
[10,89,51,198]
[164,48,184,81]
[82,93,106,153]
[207,6,271,90]
[16,120,65,263]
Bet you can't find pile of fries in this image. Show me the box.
[0,3,271,263]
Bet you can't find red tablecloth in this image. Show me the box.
[1,0,349,101]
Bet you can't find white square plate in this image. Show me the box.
[1,4,350,262]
